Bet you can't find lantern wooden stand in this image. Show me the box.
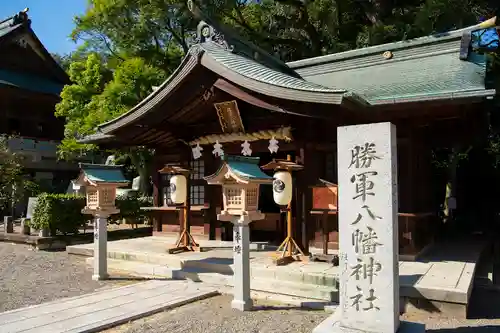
[261,155,306,266]
[310,179,339,265]
[75,163,129,280]
[158,164,200,254]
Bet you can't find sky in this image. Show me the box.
[0,0,88,55]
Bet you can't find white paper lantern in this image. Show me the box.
[170,175,187,204]
[272,170,292,206]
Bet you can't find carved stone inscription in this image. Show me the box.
[234,230,242,254]
[337,123,399,333]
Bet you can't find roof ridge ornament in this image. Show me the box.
[459,16,498,61]
[196,21,234,51]
[188,0,234,52]
[0,8,29,28]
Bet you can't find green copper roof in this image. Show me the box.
[288,27,494,104]
[205,155,272,182]
[0,69,64,95]
[0,10,28,39]
[0,23,22,39]
[79,163,129,184]
[224,155,272,181]
[200,42,345,94]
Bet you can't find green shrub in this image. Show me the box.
[112,195,153,225]
[31,193,87,235]
[31,193,153,234]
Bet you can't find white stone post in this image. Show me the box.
[313,122,424,333]
[3,216,13,234]
[231,215,253,311]
[92,215,109,281]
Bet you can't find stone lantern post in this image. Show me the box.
[204,155,272,311]
[75,163,129,280]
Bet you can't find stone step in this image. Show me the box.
[73,247,339,289]
[87,258,338,302]
[251,277,337,302]
[73,248,185,268]
[253,266,338,288]
[178,267,336,301]
[182,258,234,275]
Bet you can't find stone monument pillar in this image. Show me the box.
[314,122,424,333]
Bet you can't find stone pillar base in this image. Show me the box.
[313,310,425,333]
[4,216,13,234]
[93,216,109,280]
[231,299,253,311]
[92,273,109,281]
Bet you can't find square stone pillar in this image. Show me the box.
[231,217,253,311]
[4,216,13,234]
[314,122,424,333]
[92,216,109,281]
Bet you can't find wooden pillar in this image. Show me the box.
[404,127,431,213]
[180,148,192,238]
[406,129,416,212]
[204,150,221,240]
[151,152,162,232]
[419,131,433,212]
[301,145,323,252]
[295,145,318,254]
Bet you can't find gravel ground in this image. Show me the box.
[2,241,500,332]
[104,294,329,333]
[104,288,500,333]
[0,242,134,312]
[401,287,500,332]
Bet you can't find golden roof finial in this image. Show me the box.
[478,16,497,29]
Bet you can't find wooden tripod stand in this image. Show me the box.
[262,155,307,266]
[274,202,306,265]
[168,204,199,254]
[158,164,200,254]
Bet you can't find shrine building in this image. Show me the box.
[0,9,83,215]
[81,6,499,257]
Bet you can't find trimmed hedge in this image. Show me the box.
[31,193,153,235]
[31,194,87,235]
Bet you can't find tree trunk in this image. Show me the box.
[442,146,471,224]
[129,149,151,195]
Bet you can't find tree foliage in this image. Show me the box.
[55,53,165,159]
[0,136,40,213]
[201,0,495,60]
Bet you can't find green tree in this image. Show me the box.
[55,53,165,193]
[51,53,72,71]
[71,0,496,62]
[72,0,191,70]
[0,136,40,214]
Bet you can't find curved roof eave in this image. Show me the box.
[96,42,368,135]
[199,47,351,105]
[98,51,199,134]
[0,13,69,84]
